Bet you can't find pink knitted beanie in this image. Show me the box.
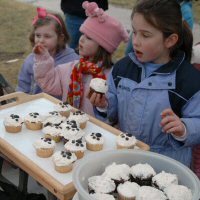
[80,1,129,53]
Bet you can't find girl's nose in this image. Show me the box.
[133,34,139,47]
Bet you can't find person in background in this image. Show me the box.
[16,7,79,97]
[125,0,194,55]
[33,1,128,117]
[89,0,200,167]
[60,0,108,49]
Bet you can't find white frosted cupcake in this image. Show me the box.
[117,181,140,200]
[85,132,104,151]
[102,162,130,185]
[60,120,85,142]
[64,139,86,159]
[33,137,55,158]
[136,186,167,200]
[164,185,192,200]
[116,132,137,149]
[130,163,156,186]
[54,102,72,117]
[68,110,89,129]
[52,150,77,173]
[88,78,108,98]
[4,114,23,133]
[89,193,115,200]
[152,171,178,191]
[88,175,116,194]
[43,115,65,127]
[24,112,43,130]
[42,124,62,143]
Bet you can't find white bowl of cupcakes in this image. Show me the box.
[73,150,200,200]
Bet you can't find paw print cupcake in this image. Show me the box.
[64,138,86,159]
[52,150,77,173]
[42,124,62,143]
[85,132,104,151]
[54,102,72,118]
[24,112,43,130]
[33,137,55,158]
[68,110,89,129]
[116,132,137,149]
[4,114,23,133]
[60,120,85,142]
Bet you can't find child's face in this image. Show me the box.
[132,13,171,64]
[34,23,58,56]
[79,34,99,58]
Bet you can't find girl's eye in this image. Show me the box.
[35,34,41,38]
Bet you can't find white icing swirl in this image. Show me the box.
[33,137,55,149]
[24,112,43,123]
[64,139,86,152]
[43,116,65,126]
[117,132,137,147]
[52,151,77,166]
[88,175,116,194]
[68,111,89,124]
[85,132,104,145]
[54,102,72,112]
[152,171,178,190]
[136,186,167,200]
[130,163,156,179]
[42,124,62,136]
[117,181,140,198]
[89,78,108,93]
[89,193,115,200]
[4,114,23,126]
[102,162,130,181]
[164,185,192,200]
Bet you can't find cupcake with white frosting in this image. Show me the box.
[43,115,65,127]
[64,138,86,159]
[90,193,115,200]
[130,163,156,186]
[54,102,72,117]
[85,132,104,151]
[164,184,192,200]
[33,137,55,158]
[24,112,43,130]
[88,175,116,194]
[88,78,108,98]
[68,110,89,129]
[60,120,85,142]
[152,171,178,191]
[136,186,167,200]
[4,114,23,133]
[116,132,137,149]
[102,162,131,185]
[42,124,62,143]
[52,150,77,173]
[117,181,140,200]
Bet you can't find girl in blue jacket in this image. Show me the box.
[89,0,200,167]
[16,8,79,96]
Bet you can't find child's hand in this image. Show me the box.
[33,43,46,55]
[160,108,185,137]
[88,92,108,109]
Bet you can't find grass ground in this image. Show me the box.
[0,0,200,88]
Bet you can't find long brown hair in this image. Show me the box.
[132,0,193,61]
[29,13,70,53]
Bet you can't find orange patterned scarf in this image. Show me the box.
[67,57,106,108]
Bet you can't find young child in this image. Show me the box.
[33,1,128,116]
[89,0,200,167]
[16,7,79,95]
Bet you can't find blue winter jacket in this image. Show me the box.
[107,51,200,167]
[16,47,79,96]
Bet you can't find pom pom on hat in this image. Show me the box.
[80,1,129,53]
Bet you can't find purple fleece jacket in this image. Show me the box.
[16,47,79,97]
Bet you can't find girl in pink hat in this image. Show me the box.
[33,1,128,117]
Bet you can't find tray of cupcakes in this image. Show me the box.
[73,150,200,200]
[0,92,149,185]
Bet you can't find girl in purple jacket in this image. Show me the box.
[16,7,79,96]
